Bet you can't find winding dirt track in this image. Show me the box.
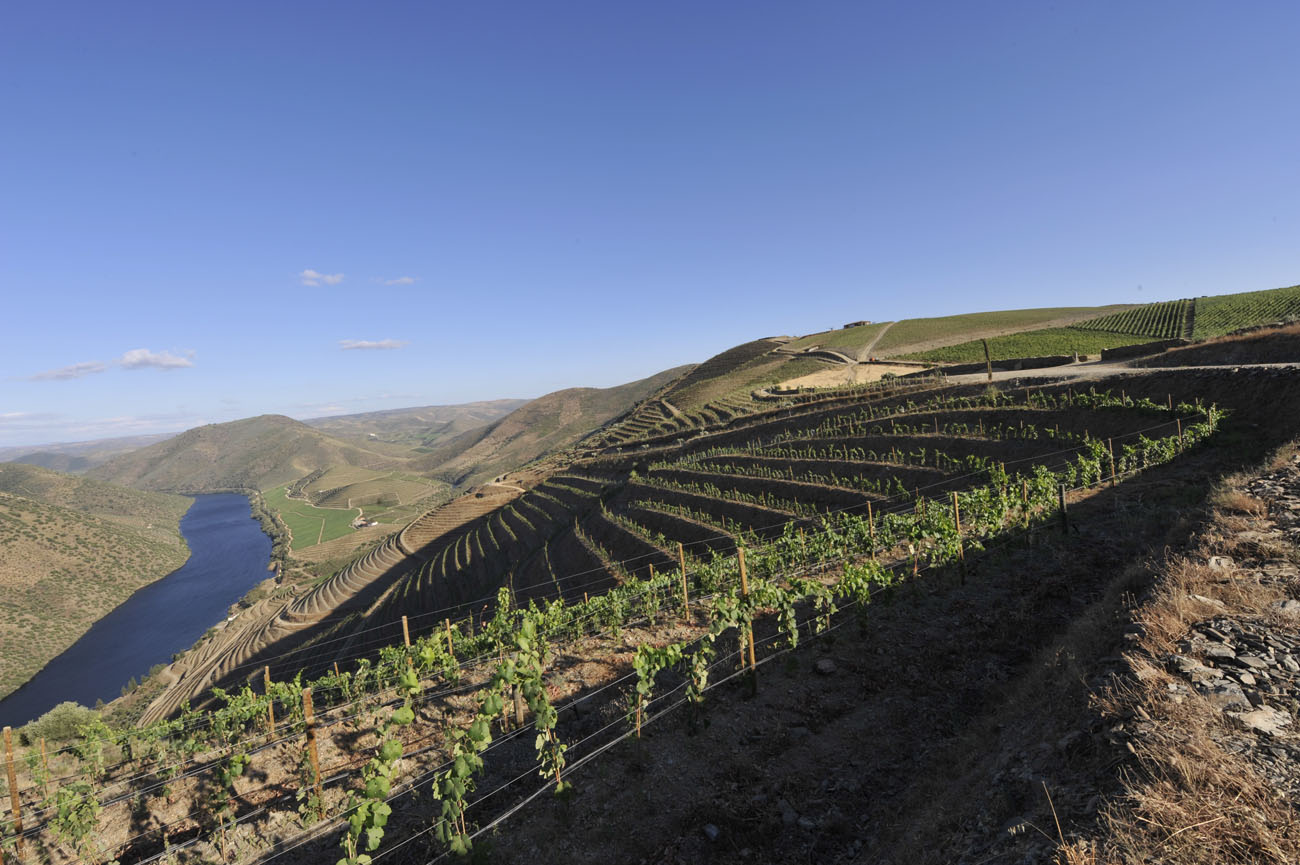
[856,319,894,360]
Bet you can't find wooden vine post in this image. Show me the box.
[951,491,965,584]
[1108,438,1117,488]
[1059,484,1069,534]
[738,549,757,691]
[402,615,411,648]
[445,618,455,656]
[678,542,690,623]
[1177,418,1184,452]
[40,738,49,802]
[866,500,876,555]
[3,726,22,858]
[265,666,275,733]
[302,688,323,803]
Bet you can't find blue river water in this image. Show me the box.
[0,493,272,727]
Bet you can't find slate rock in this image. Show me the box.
[1203,680,1251,710]
[1204,643,1237,661]
[1227,706,1293,736]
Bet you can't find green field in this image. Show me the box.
[302,467,445,510]
[873,306,1131,356]
[263,484,360,550]
[1192,283,1300,339]
[899,327,1145,364]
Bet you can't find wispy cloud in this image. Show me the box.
[302,404,347,415]
[119,349,194,370]
[28,361,107,381]
[0,411,203,449]
[383,276,417,286]
[339,339,408,351]
[0,411,59,426]
[301,268,345,287]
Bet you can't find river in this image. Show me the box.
[0,493,272,727]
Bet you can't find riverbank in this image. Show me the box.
[0,494,272,728]
[0,471,192,702]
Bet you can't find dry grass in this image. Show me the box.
[1082,444,1300,864]
[1137,558,1284,655]
[1097,671,1300,863]
[1210,487,1269,517]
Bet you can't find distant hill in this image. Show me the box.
[88,415,402,493]
[0,464,191,698]
[304,399,529,450]
[0,432,178,473]
[419,366,693,487]
[0,463,191,529]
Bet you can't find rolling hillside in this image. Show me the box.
[0,432,178,474]
[0,464,191,698]
[87,415,403,493]
[417,366,694,487]
[303,399,528,449]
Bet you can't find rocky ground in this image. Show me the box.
[1096,450,1300,863]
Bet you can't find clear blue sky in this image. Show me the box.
[3,1,1297,447]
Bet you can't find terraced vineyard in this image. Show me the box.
[1192,283,1300,338]
[1071,298,1192,339]
[870,306,1128,356]
[900,326,1144,364]
[0,371,1226,864]
[898,286,1300,367]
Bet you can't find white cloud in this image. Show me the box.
[383,276,417,286]
[28,361,107,381]
[339,339,408,351]
[118,349,194,370]
[300,268,345,287]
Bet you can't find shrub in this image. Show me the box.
[20,701,97,745]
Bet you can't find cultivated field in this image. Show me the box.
[871,305,1130,356]
[900,326,1143,363]
[1192,282,1300,338]
[261,484,360,550]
